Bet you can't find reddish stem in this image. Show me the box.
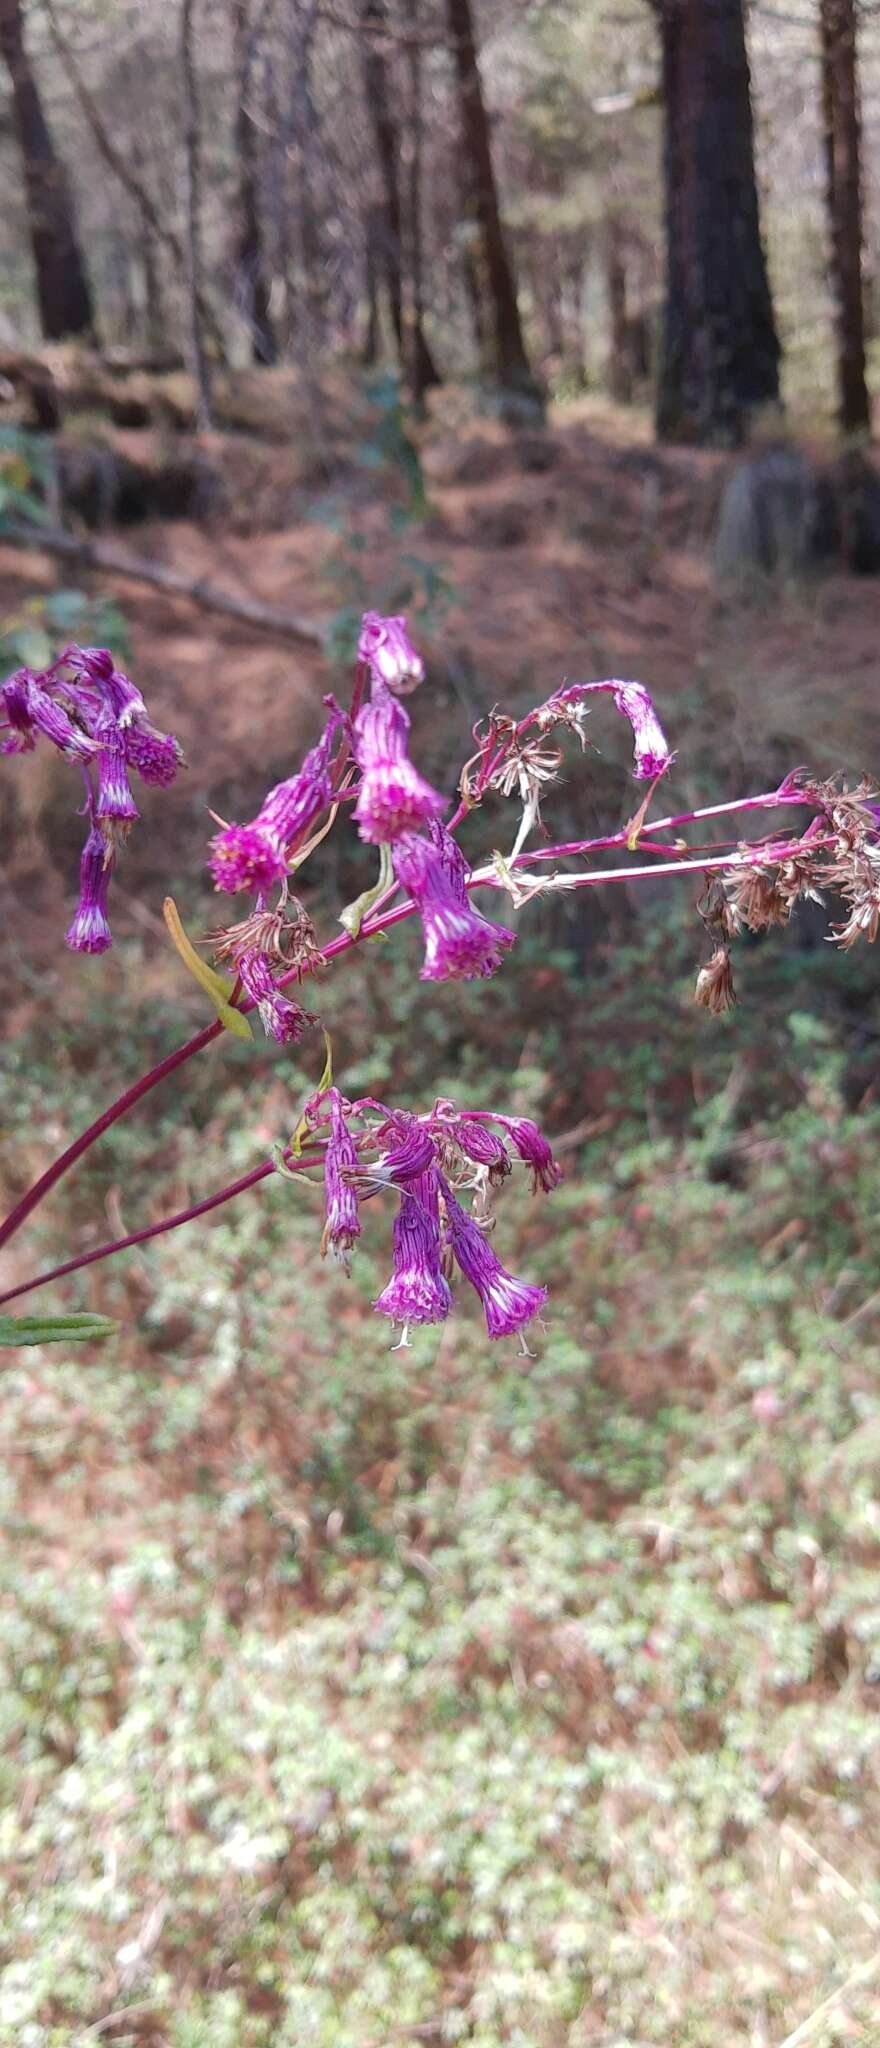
[0,1152,323,1310]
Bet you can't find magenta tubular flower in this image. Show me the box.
[374,1170,452,1328]
[358,612,425,694]
[65,826,113,954]
[392,827,515,982]
[209,714,340,894]
[610,682,672,781]
[352,689,446,845]
[123,723,182,788]
[547,679,672,782]
[1,671,95,760]
[237,950,311,1045]
[440,1180,547,1340]
[71,648,148,727]
[375,1117,437,1183]
[96,728,139,823]
[456,1119,512,1181]
[495,1116,562,1194]
[320,1091,362,1262]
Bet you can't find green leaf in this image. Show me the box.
[163,897,253,1040]
[0,1312,117,1347]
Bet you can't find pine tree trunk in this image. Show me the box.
[361,0,404,350]
[444,0,539,406]
[653,0,780,446]
[402,0,441,404]
[0,0,93,339]
[820,0,870,432]
[606,218,633,403]
[179,0,213,426]
[231,0,277,365]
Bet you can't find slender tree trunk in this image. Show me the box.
[231,0,277,364]
[402,0,441,404]
[362,208,382,364]
[652,0,780,446]
[820,0,870,432]
[606,217,632,402]
[360,0,404,351]
[0,0,93,339]
[179,0,213,426]
[444,0,538,405]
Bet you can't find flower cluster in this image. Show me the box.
[0,644,181,953]
[300,1089,560,1348]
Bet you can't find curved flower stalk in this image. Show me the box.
[3,609,879,1352]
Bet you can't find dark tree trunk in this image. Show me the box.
[820,0,870,432]
[361,0,404,349]
[652,0,780,446]
[231,0,277,364]
[0,0,92,339]
[444,0,539,405]
[179,0,213,426]
[606,218,632,402]
[402,0,441,404]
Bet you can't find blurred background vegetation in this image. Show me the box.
[3,1,880,2043]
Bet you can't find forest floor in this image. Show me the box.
[3,380,880,2048]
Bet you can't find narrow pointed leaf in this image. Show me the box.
[163,897,253,1040]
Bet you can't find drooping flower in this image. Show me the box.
[610,682,672,781]
[352,688,446,845]
[68,647,148,727]
[494,1115,562,1194]
[209,711,342,894]
[1,670,96,760]
[123,723,182,788]
[541,679,672,782]
[374,1169,452,1328]
[358,612,425,694]
[319,1091,362,1263]
[95,723,139,830]
[237,949,313,1045]
[392,824,515,981]
[455,1119,512,1183]
[440,1178,547,1341]
[374,1116,437,1184]
[65,825,113,954]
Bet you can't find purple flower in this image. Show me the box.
[495,1116,562,1194]
[209,713,341,895]
[374,1170,452,1328]
[374,1116,437,1184]
[358,612,425,694]
[1,670,96,760]
[455,1119,512,1183]
[440,1180,547,1340]
[610,683,672,781]
[65,825,113,954]
[96,726,139,824]
[237,950,312,1045]
[320,1091,362,1263]
[547,679,672,782]
[392,826,515,981]
[123,724,182,788]
[70,648,148,727]
[352,688,446,845]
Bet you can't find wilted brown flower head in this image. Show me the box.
[694,945,737,1014]
[724,863,791,933]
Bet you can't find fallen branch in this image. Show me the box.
[1,521,326,648]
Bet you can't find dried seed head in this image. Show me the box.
[725,865,790,933]
[694,945,737,1014]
